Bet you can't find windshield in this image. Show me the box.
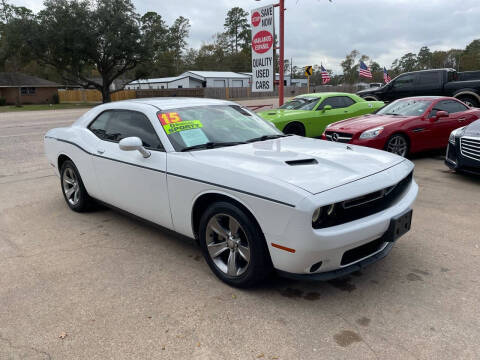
[158,105,283,151]
[279,98,308,109]
[377,99,432,116]
[278,97,319,110]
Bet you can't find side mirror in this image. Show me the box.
[322,105,332,112]
[119,136,151,158]
[430,110,449,122]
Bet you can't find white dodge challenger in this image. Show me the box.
[44,98,418,287]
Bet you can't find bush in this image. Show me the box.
[0,98,6,106]
[52,93,59,104]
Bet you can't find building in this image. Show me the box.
[0,72,60,105]
[126,71,251,90]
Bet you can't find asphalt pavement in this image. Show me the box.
[0,104,479,359]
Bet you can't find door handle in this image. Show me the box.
[458,118,466,121]
[97,148,105,154]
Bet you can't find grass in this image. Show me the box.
[0,103,97,112]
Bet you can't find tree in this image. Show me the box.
[6,0,154,102]
[417,46,432,70]
[223,7,250,53]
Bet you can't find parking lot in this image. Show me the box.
[1,106,479,359]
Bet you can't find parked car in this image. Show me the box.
[322,96,480,157]
[44,98,417,287]
[357,68,480,108]
[258,92,384,137]
[445,119,480,174]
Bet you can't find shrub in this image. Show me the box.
[0,98,6,106]
[52,93,59,104]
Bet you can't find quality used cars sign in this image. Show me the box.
[251,4,274,92]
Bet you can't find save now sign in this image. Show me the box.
[251,4,274,92]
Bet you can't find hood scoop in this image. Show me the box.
[285,158,318,166]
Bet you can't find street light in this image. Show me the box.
[255,0,285,106]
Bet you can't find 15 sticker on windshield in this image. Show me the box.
[158,112,182,125]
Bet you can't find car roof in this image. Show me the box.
[393,96,455,101]
[295,92,357,99]
[112,97,238,110]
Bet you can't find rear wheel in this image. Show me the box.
[456,95,479,108]
[385,134,409,157]
[198,201,271,288]
[60,160,92,212]
[283,122,305,136]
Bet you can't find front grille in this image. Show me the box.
[325,131,353,143]
[341,238,385,265]
[460,137,480,162]
[316,171,413,229]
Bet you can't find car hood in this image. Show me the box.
[465,119,480,137]
[326,114,414,133]
[190,136,405,195]
[257,109,311,121]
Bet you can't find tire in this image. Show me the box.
[60,160,92,212]
[198,201,272,288]
[363,96,379,101]
[385,134,409,157]
[456,95,479,108]
[283,122,306,136]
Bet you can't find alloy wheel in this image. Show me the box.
[62,167,80,206]
[386,136,408,157]
[205,214,250,277]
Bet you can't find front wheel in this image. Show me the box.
[283,122,306,136]
[385,134,409,157]
[198,201,272,288]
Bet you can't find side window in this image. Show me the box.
[319,96,344,109]
[88,111,112,140]
[445,100,468,113]
[417,72,442,87]
[393,74,415,89]
[339,96,355,107]
[89,110,164,150]
[430,100,468,117]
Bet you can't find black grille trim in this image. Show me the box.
[314,171,413,229]
[341,238,386,265]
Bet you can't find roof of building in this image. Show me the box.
[184,71,250,79]
[128,75,192,85]
[0,72,61,87]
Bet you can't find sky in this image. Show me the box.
[11,0,480,74]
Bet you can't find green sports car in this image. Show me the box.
[258,92,384,137]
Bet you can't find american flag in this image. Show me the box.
[320,65,330,84]
[359,60,372,78]
[383,67,391,83]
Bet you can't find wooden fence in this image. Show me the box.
[59,89,136,103]
[58,85,356,104]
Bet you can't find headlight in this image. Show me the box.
[449,126,465,144]
[312,204,336,228]
[359,126,384,139]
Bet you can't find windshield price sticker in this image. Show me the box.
[158,112,182,125]
[163,120,203,134]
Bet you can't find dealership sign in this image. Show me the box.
[251,5,274,92]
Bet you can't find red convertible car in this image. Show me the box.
[322,96,480,157]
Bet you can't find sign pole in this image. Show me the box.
[278,0,285,106]
[307,75,310,93]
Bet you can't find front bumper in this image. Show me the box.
[445,141,480,174]
[265,165,418,276]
